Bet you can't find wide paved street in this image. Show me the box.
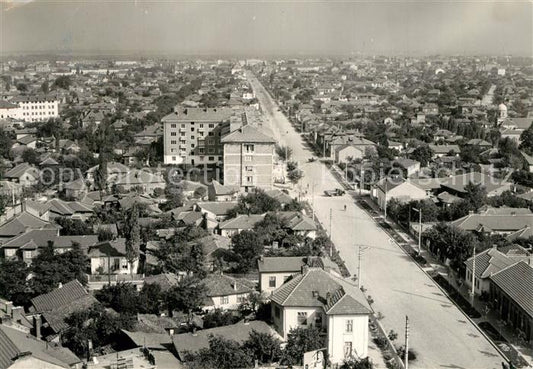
[247,72,505,369]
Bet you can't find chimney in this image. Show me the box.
[301,264,309,274]
[232,281,237,291]
[312,291,319,298]
[34,314,41,338]
[5,301,13,316]
[58,282,63,289]
[326,292,332,306]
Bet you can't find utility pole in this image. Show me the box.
[329,208,333,241]
[359,169,364,196]
[311,179,315,221]
[358,246,363,289]
[404,315,410,369]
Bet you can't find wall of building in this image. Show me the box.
[223,142,273,190]
[205,292,250,311]
[327,314,369,364]
[259,271,296,294]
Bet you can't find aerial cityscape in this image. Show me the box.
[0,1,532,369]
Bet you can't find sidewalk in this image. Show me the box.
[359,196,533,367]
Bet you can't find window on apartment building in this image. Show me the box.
[171,132,176,136]
[245,155,252,161]
[246,176,253,183]
[208,156,214,161]
[221,296,229,304]
[245,166,253,172]
[199,131,204,137]
[244,144,255,153]
[199,148,205,154]
[181,124,186,128]
[191,127,195,131]
[171,140,177,144]
[171,124,177,128]
[180,132,185,136]
[297,312,307,326]
[274,306,280,318]
[208,132,214,136]
[199,123,204,128]
[191,136,195,140]
[208,148,215,154]
[172,156,176,161]
[209,123,214,128]
[344,342,353,358]
[269,276,276,288]
[346,319,353,333]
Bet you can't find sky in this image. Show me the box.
[0,0,532,56]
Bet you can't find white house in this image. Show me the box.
[372,177,427,210]
[202,274,255,311]
[270,268,372,365]
[87,239,138,276]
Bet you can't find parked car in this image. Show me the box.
[324,188,345,197]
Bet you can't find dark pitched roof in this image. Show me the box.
[257,256,340,274]
[465,248,520,279]
[270,268,372,315]
[172,321,277,359]
[0,211,57,237]
[490,262,533,318]
[31,280,93,313]
[0,325,80,369]
[203,274,255,298]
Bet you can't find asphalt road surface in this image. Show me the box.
[247,71,505,369]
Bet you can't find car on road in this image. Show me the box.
[324,188,345,197]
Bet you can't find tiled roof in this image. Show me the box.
[31,280,94,313]
[0,211,57,237]
[1,230,97,251]
[209,180,238,196]
[121,330,173,350]
[87,238,127,257]
[42,294,97,333]
[278,211,316,231]
[221,125,275,144]
[203,274,255,298]
[270,268,372,315]
[219,214,264,230]
[0,100,18,109]
[189,234,231,256]
[172,321,277,359]
[490,262,533,318]
[451,213,533,233]
[0,325,80,369]
[265,189,293,205]
[144,273,180,292]
[465,248,519,279]
[196,201,238,216]
[4,163,38,179]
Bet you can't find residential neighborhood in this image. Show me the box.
[0,1,532,369]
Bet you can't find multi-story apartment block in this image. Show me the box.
[221,124,275,191]
[9,95,60,123]
[162,107,235,165]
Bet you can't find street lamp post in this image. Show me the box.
[412,207,422,255]
[355,244,370,289]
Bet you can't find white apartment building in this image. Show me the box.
[0,96,59,123]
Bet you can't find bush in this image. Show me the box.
[373,335,388,349]
[396,346,417,362]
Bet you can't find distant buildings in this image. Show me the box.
[0,95,59,123]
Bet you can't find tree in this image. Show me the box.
[520,126,533,155]
[227,189,281,218]
[124,203,141,276]
[94,154,108,193]
[410,145,433,167]
[340,358,374,369]
[185,335,252,369]
[202,309,240,329]
[287,168,304,186]
[463,182,487,212]
[0,129,13,158]
[0,259,30,306]
[30,242,88,296]
[62,303,135,357]
[55,217,92,235]
[95,282,140,315]
[138,283,163,314]
[155,236,207,278]
[243,330,282,364]
[41,81,49,94]
[53,75,72,90]
[275,145,293,161]
[422,223,480,273]
[231,230,263,272]
[0,194,8,218]
[21,148,39,165]
[165,276,207,319]
[282,327,326,365]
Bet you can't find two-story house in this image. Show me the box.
[270,268,372,364]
